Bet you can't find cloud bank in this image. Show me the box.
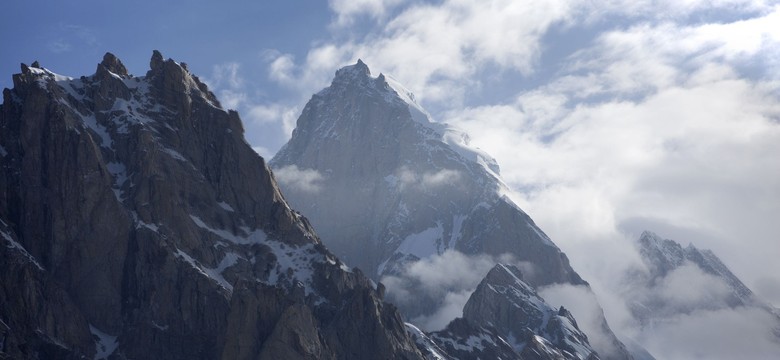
[217,1,780,357]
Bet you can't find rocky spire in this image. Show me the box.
[97,52,129,78]
[150,49,164,72]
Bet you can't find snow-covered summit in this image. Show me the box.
[305,60,501,176]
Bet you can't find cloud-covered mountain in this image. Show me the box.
[0,52,424,359]
[271,60,637,359]
[630,231,756,319]
[611,231,780,359]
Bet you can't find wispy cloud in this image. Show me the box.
[272,165,325,194]
[395,166,462,191]
[47,40,72,54]
[382,250,538,331]
[46,24,100,54]
[328,0,407,26]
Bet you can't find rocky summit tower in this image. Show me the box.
[0,52,424,360]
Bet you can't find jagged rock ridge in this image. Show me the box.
[638,230,753,302]
[423,264,600,360]
[627,231,778,324]
[0,52,424,359]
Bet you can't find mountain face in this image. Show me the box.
[627,231,775,324]
[429,264,600,360]
[271,61,636,360]
[0,52,424,359]
[271,59,583,286]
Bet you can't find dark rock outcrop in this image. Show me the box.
[455,264,600,360]
[0,52,423,359]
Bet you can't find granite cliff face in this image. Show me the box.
[0,52,423,359]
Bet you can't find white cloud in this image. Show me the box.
[268,54,296,86]
[252,146,273,160]
[47,40,72,54]
[211,62,244,89]
[265,0,584,108]
[410,290,473,331]
[218,90,246,110]
[381,250,541,331]
[443,12,780,313]
[381,251,494,331]
[46,24,99,54]
[395,166,462,191]
[203,62,303,145]
[640,306,780,360]
[206,62,248,110]
[540,281,780,360]
[246,104,300,136]
[539,284,630,359]
[328,0,407,26]
[633,263,735,315]
[272,165,325,194]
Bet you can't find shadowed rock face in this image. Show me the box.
[0,52,424,360]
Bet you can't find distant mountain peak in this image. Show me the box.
[635,230,755,308]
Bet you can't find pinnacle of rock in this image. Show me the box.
[98,52,129,77]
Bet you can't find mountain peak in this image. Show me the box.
[333,59,372,84]
[635,230,754,302]
[150,49,164,72]
[97,52,129,78]
[460,263,600,359]
[484,264,526,287]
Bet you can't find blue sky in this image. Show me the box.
[3,1,780,357]
[0,1,329,92]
